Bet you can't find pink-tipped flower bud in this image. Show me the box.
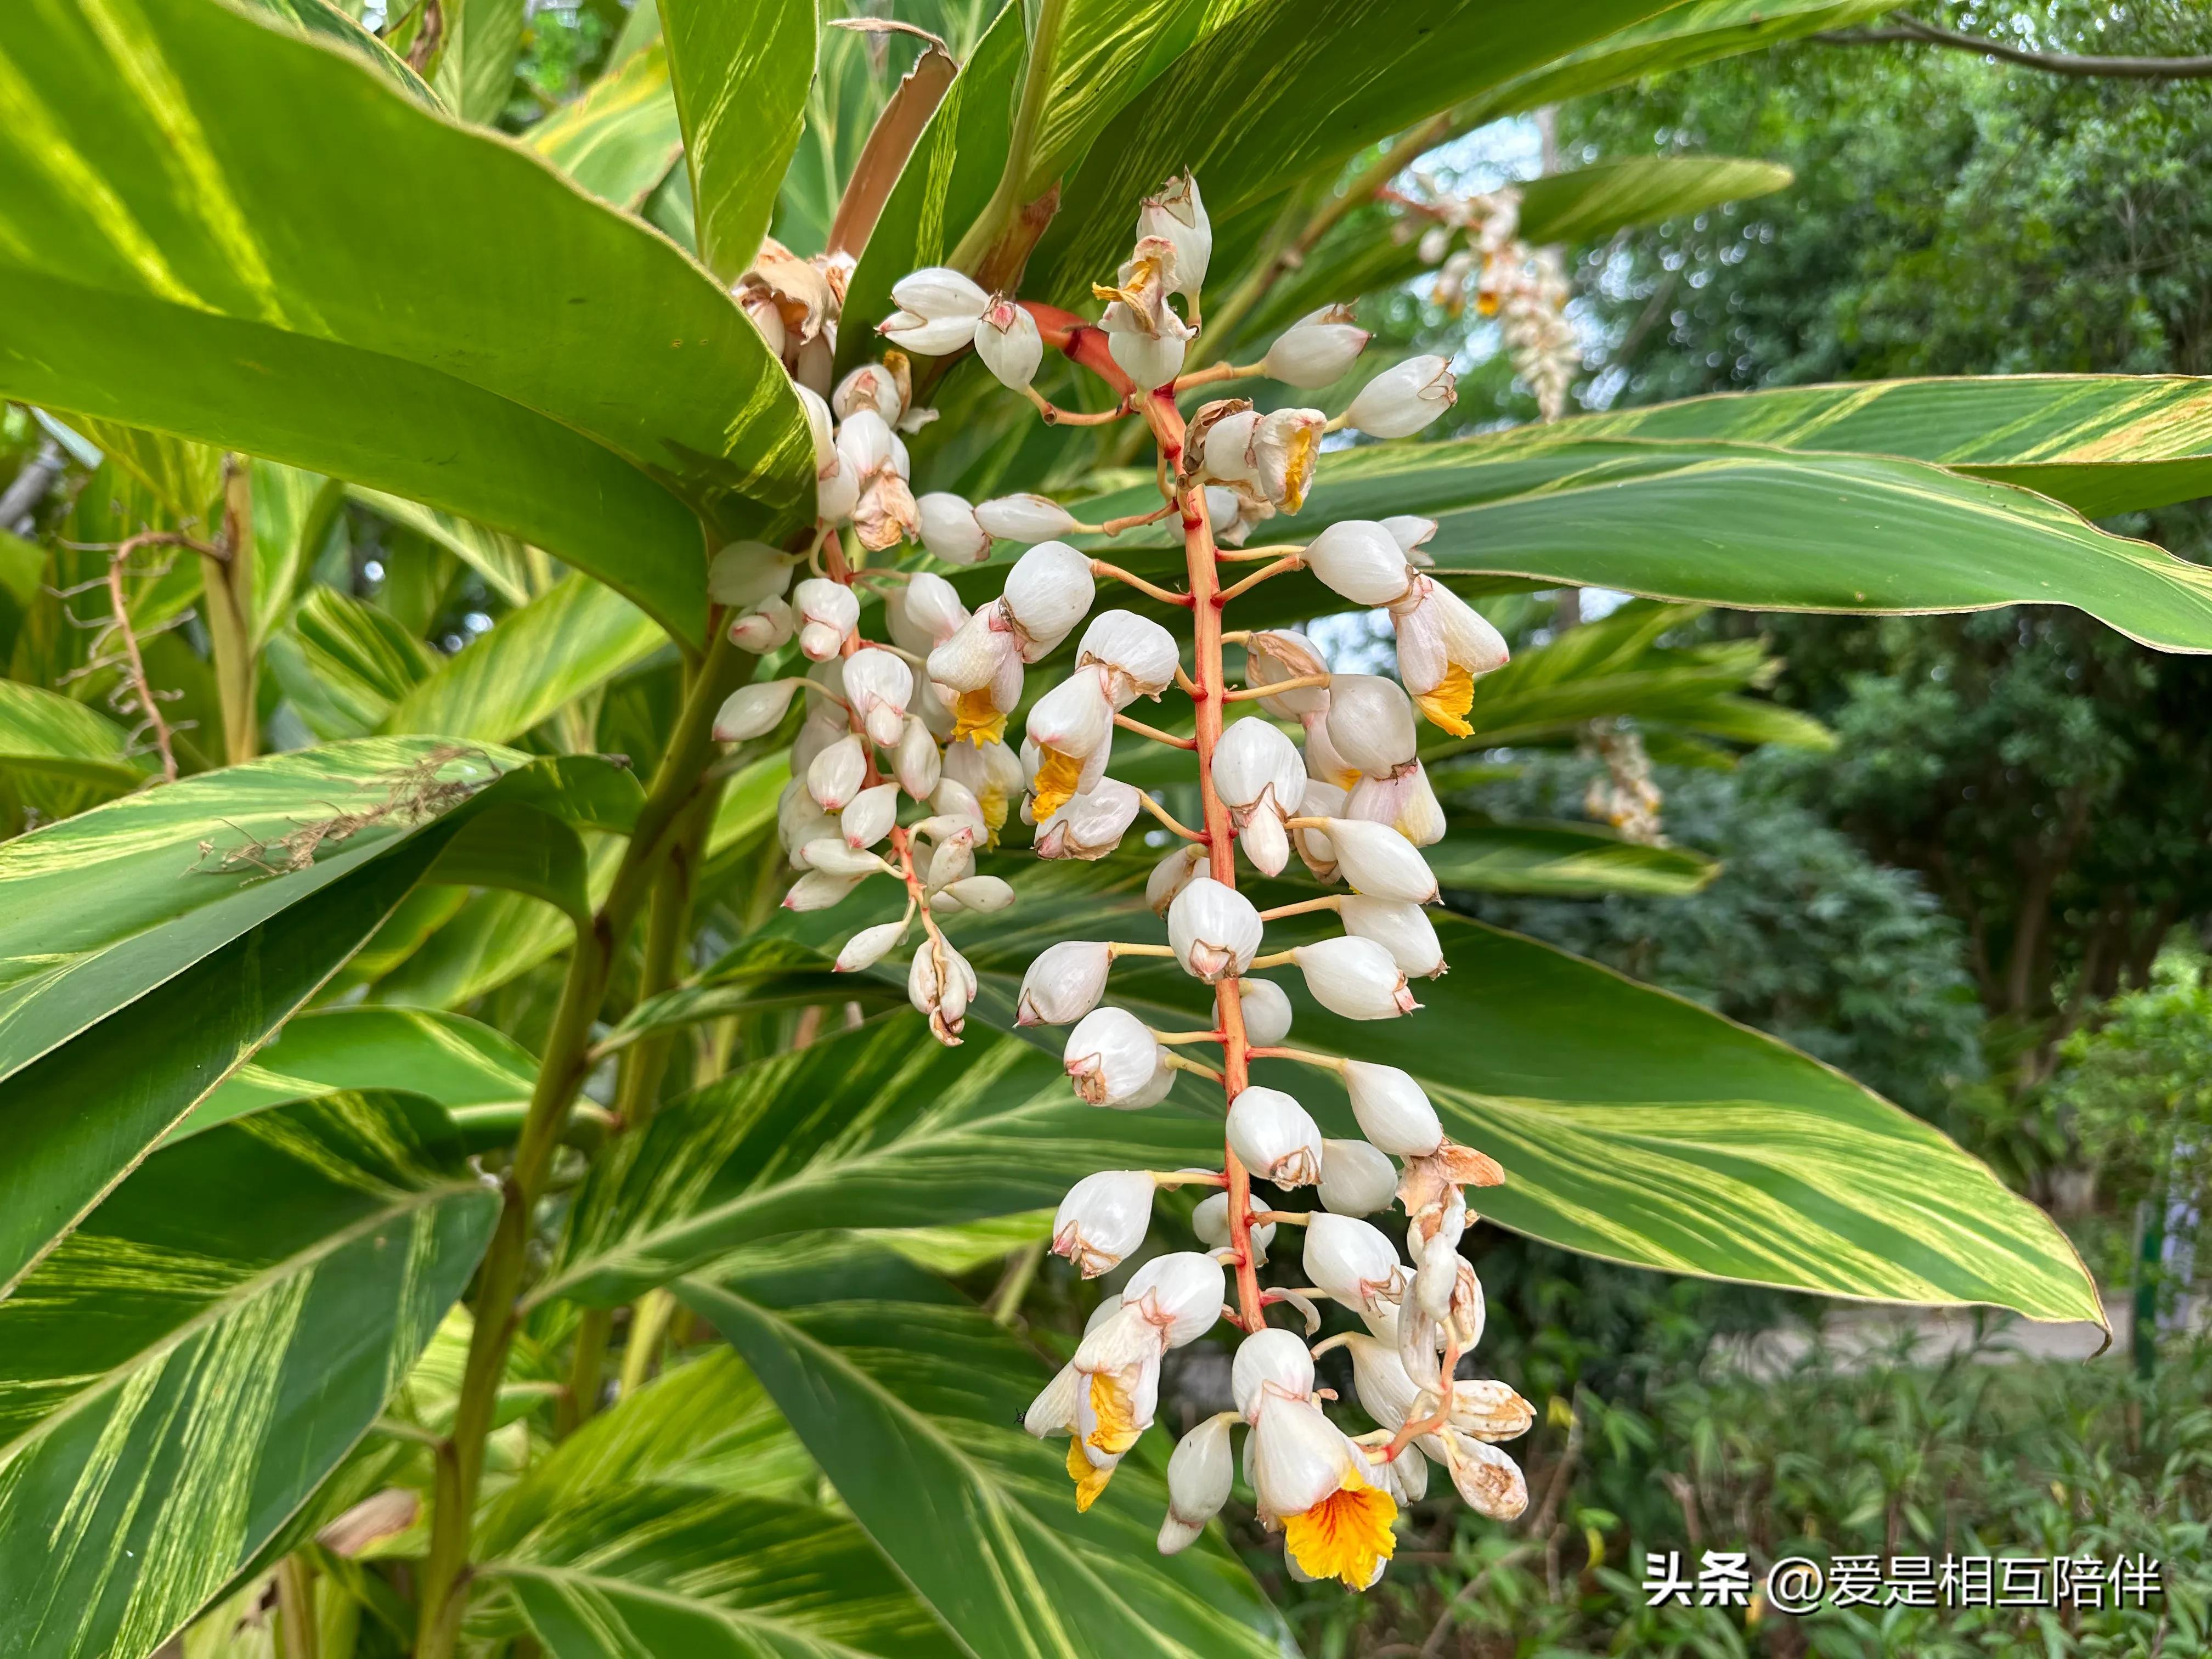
[1346,353,1458,438]
[1342,1062,1444,1157]
[1291,936,1420,1020]
[1053,1170,1156,1277]
[1262,304,1371,388]
[1019,941,1113,1026]
[1168,875,1263,983]
[1227,1086,1324,1188]
[975,296,1045,391]
[714,678,802,742]
[1065,1006,1169,1107]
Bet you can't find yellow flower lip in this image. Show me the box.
[1414,665,1475,737]
[1283,1465,1397,1588]
[1031,746,1086,820]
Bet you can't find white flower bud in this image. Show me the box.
[1053,1170,1155,1277]
[1304,521,1415,607]
[834,408,901,481]
[1137,172,1210,306]
[806,732,867,812]
[1345,353,1458,438]
[1191,1189,1275,1262]
[881,267,989,355]
[1441,1434,1527,1521]
[1232,1328,1315,1422]
[1159,1414,1234,1554]
[783,868,862,911]
[1318,1139,1400,1218]
[1244,630,1331,719]
[1001,541,1097,659]
[1293,780,1346,883]
[1018,941,1112,1026]
[1236,978,1293,1047]
[792,577,860,662]
[840,781,899,850]
[799,838,891,878]
[814,452,859,524]
[834,920,904,973]
[1201,408,1260,484]
[728,595,795,653]
[1304,1214,1406,1311]
[974,295,1045,390]
[924,828,975,890]
[1342,1062,1444,1156]
[1167,876,1263,983]
[1036,778,1143,861]
[1147,843,1206,916]
[832,362,904,427]
[843,647,913,748]
[1227,1086,1323,1188]
[707,541,800,610]
[894,715,941,799]
[1077,610,1180,707]
[1250,409,1324,512]
[1262,304,1371,388]
[794,383,836,473]
[907,939,978,1041]
[941,874,1014,913]
[1124,1251,1226,1347]
[915,492,992,564]
[1339,894,1445,978]
[1215,717,1307,817]
[1292,936,1420,1020]
[1065,1006,1169,1107]
[1320,817,1441,904]
[777,777,835,861]
[1324,674,1418,778]
[713,678,802,742]
[1103,304,1191,390]
[976,493,1084,544]
[1204,484,1244,535]
[1381,515,1439,562]
[900,571,970,645]
[926,606,1017,692]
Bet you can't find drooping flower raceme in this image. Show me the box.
[712,168,1523,1594]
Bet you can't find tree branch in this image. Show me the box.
[1814,14,2212,78]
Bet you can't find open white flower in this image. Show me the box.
[1324,675,1419,780]
[1250,1392,1398,1589]
[1001,541,1097,659]
[1077,610,1180,707]
[1250,409,1326,512]
[1024,668,1114,819]
[1137,172,1210,308]
[1390,575,1509,737]
[939,738,1024,839]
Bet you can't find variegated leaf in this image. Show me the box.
[0,1091,498,1659]
[659,0,819,281]
[685,1243,1296,1659]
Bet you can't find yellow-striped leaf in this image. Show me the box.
[0,1091,498,1659]
[524,36,685,212]
[660,0,818,281]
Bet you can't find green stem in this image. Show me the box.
[206,456,260,764]
[414,627,751,1657]
[947,0,1069,274]
[618,1288,678,1397]
[275,1553,318,1659]
[556,1305,613,1438]
[613,791,718,1130]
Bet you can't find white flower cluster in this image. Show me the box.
[1411,184,1579,422]
[714,168,1527,1592]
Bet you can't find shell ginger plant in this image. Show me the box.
[717,175,1527,1587]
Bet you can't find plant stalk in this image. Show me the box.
[947,0,1068,275]
[414,627,752,1656]
[206,456,260,764]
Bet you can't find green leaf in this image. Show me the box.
[0,679,150,793]
[1455,0,1891,123]
[834,1,1026,374]
[479,1349,814,1558]
[684,1245,1295,1659]
[792,858,2105,1324]
[363,858,608,1009]
[1020,0,1227,195]
[524,36,685,212]
[489,1486,962,1659]
[0,1090,498,1659]
[1430,819,1720,896]
[661,0,818,281]
[386,573,665,745]
[1517,154,1793,245]
[535,1011,1226,1307]
[1560,375,2212,518]
[423,800,594,923]
[1024,0,1672,306]
[266,584,437,741]
[431,0,527,125]
[1253,433,2212,652]
[0,0,814,645]
[177,1005,536,1141]
[233,0,440,106]
[348,486,541,606]
[244,459,341,648]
